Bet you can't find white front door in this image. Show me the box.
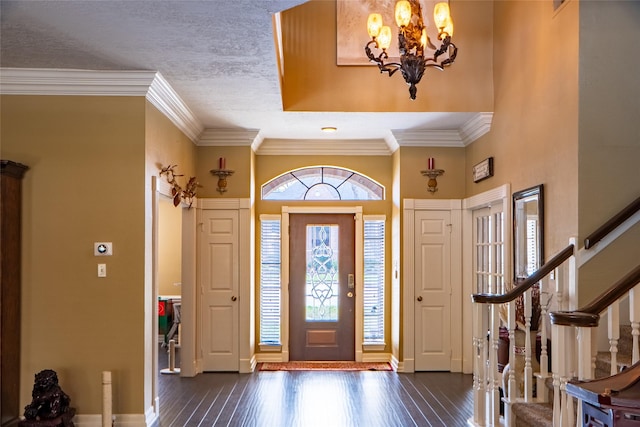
[414,210,452,371]
[200,209,239,371]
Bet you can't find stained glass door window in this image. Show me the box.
[305,224,339,321]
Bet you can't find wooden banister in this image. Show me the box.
[550,264,640,327]
[472,244,575,304]
[584,195,640,249]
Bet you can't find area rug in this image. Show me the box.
[259,361,393,371]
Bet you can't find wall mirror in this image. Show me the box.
[513,184,544,282]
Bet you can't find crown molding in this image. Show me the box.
[393,129,464,147]
[255,138,392,156]
[460,112,493,146]
[146,73,203,142]
[391,112,493,148]
[0,68,203,143]
[198,129,260,146]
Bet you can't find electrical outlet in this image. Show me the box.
[98,263,107,277]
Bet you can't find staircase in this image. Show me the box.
[511,325,635,426]
[470,195,640,427]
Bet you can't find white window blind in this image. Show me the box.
[363,218,385,343]
[260,218,281,344]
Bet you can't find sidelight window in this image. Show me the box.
[260,216,281,345]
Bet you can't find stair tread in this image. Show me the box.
[512,401,553,427]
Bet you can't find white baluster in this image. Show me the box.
[524,288,533,402]
[577,327,593,380]
[489,304,500,425]
[551,324,563,426]
[608,302,620,375]
[630,288,640,364]
[508,300,517,401]
[537,289,551,403]
[473,302,487,426]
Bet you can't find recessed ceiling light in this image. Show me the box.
[321,127,337,133]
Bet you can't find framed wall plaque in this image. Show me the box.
[473,157,494,183]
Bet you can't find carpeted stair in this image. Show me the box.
[512,325,634,426]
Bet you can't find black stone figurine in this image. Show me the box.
[19,369,75,427]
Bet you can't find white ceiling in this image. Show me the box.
[0,0,489,153]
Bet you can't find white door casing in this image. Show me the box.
[414,210,452,371]
[403,199,462,373]
[200,208,240,371]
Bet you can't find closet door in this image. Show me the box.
[1,160,28,427]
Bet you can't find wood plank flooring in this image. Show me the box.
[157,352,473,426]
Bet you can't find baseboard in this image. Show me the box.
[398,357,415,373]
[73,413,148,427]
[240,355,257,373]
[390,354,400,371]
[361,352,392,363]
[255,352,287,363]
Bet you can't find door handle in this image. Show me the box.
[417,296,423,302]
[347,292,354,298]
[231,296,237,301]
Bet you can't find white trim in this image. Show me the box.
[460,113,494,146]
[255,139,393,156]
[0,68,156,95]
[392,113,493,148]
[362,343,386,352]
[71,413,148,427]
[198,128,260,146]
[146,73,203,142]
[197,198,248,210]
[282,206,364,361]
[0,68,204,143]
[395,130,465,147]
[403,198,463,373]
[402,201,416,373]
[461,184,511,374]
[360,352,393,363]
[578,209,640,267]
[197,199,252,373]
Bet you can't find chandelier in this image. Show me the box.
[365,0,458,100]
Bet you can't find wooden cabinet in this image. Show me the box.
[1,160,29,427]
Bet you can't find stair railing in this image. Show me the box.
[550,264,640,426]
[470,194,640,427]
[472,245,575,426]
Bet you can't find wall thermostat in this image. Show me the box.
[94,242,113,256]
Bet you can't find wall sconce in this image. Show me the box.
[421,157,444,193]
[210,157,234,194]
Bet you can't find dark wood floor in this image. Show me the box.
[157,349,473,426]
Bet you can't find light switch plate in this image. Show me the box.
[94,242,113,256]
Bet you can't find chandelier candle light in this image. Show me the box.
[365,0,457,100]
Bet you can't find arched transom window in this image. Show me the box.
[261,166,384,201]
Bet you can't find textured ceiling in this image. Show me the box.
[0,0,486,151]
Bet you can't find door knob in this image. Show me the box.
[417,296,423,302]
[231,296,237,301]
[347,292,354,298]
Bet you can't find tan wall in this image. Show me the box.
[158,193,182,296]
[279,0,493,113]
[144,101,196,411]
[466,0,580,257]
[576,1,640,304]
[1,95,147,414]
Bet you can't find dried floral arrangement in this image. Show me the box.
[159,164,200,208]
[499,282,542,331]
